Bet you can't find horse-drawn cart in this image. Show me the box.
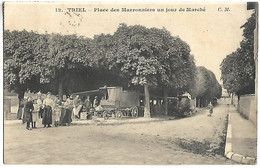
[72,86,140,120]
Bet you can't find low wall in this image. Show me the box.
[238,94,257,126]
[4,98,17,120]
[4,97,18,120]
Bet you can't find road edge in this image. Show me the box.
[224,112,257,164]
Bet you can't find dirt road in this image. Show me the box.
[4,104,236,164]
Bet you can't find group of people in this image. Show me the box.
[20,92,98,130]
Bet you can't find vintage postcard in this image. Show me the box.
[2,1,258,165]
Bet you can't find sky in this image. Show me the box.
[4,2,253,83]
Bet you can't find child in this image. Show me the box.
[53,96,62,127]
[32,99,39,128]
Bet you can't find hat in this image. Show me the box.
[47,92,51,95]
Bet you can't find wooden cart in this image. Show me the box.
[72,86,140,120]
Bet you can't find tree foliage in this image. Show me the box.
[4,30,42,99]
[107,24,196,94]
[220,11,255,95]
[5,23,220,117]
[192,66,222,106]
[105,24,197,116]
[109,24,166,87]
[4,30,96,99]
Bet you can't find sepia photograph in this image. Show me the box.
[2,1,258,165]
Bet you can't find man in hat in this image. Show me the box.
[42,92,55,128]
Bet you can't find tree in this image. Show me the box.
[4,25,198,119]
[34,33,95,99]
[152,29,196,115]
[108,24,170,117]
[4,30,95,102]
[220,11,255,96]
[192,66,222,107]
[3,30,44,118]
[107,24,197,117]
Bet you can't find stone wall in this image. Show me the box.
[238,94,257,126]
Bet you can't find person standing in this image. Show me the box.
[17,96,26,120]
[208,102,214,117]
[84,96,91,112]
[19,97,27,121]
[23,97,34,130]
[73,95,83,119]
[93,96,99,108]
[32,99,39,129]
[84,96,91,119]
[37,95,43,119]
[42,92,55,128]
[53,96,62,127]
[63,95,74,126]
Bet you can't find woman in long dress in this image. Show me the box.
[61,95,74,126]
[42,92,55,128]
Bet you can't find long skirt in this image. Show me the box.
[60,108,72,126]
[52,107,61,124]
[42,106,52,125]
[22,108,32,123]
[32,111,38,122]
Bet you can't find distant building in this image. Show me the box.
[221,88,229,98]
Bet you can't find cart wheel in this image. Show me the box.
[131,106,138,118]
[103,111,109,120]
[87,113,93,120]
[116,111,123,119]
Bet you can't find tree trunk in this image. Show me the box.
[17,91,25,120]
[58,80,63,100]
[144,84,151,118]
[164,87,168,116]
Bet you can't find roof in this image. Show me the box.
[71,89,102,96]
